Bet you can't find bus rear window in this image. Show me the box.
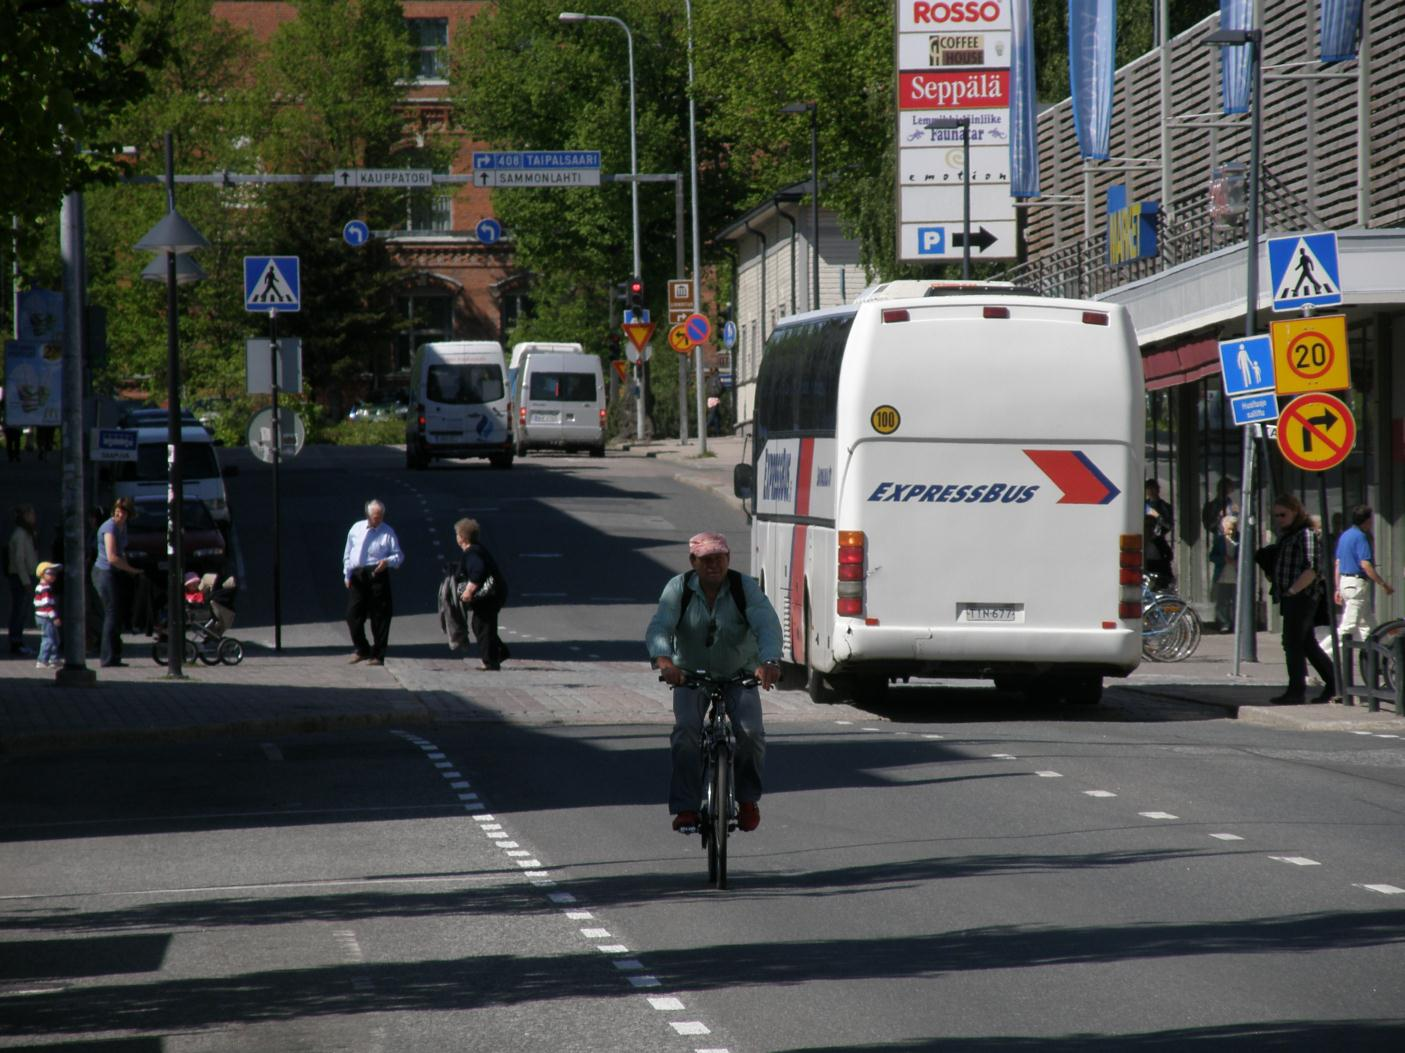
[529,372,597,402]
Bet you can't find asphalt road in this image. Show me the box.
[4,447,1405,1050]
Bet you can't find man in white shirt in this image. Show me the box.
[342,499,404,665]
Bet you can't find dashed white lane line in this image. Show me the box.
[580,928,611,938]
[649,997,686,1011]
[672,1021,712,1036]
[990,753,1016,759]
[1084,790,1118,798]
[1357,884,1405,895]
[1210,833,1245,841]
[1269,856,1322,866]
[1035,771,1062,777]
[1139,811,1180,820]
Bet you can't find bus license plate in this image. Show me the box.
[958,604,1023,624]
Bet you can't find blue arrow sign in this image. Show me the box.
[1218,334,1275,397]
[472,151,601,170]
[343,220,369,247]
[244,256,300,313]
[1268,232,1342,311]
[475,218,502,245]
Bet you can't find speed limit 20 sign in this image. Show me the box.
[1271,314,1349,395]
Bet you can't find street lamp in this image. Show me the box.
[925,117,972,279]
[780,100,819,309]
[135,131,208,680]
[1203,25,1263,672]
[559,11,643,439]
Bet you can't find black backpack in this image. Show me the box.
[676,569,749,635]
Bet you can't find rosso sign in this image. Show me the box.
[910,1,1004,24]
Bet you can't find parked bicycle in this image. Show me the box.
[1141,577,1202,662]
[672,671,758,890]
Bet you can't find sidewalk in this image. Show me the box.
[3,436,1401,755]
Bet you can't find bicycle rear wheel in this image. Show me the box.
[712,751,731,890]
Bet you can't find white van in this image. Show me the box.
[113,425,233,524]
[515,351,606,458]
[735,280,1144,706]
[405,341,514,469]
[507,341,583,414]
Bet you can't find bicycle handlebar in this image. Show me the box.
[661,671,761,690]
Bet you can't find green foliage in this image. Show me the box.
[324,415,404,447]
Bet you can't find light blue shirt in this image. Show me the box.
[343,520,405,582]
[646,570,783,678]
[1335,524,1373,577]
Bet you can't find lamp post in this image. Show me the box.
[780,100,819,309]
[1203,25,1262,671]
[135,132,208,680]
[683,0,707,453]
[559,12,643,439]
[926,117,972,279]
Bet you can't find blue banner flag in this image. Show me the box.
[1068,0,1115,160]
[1320,0,1364,62]
[1010,0,1040,198]
[1218,0,1253,114]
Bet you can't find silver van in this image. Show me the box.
[515,352,606,458]
[112,425,233,524]
[406,341,514,469]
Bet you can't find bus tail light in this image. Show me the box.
[1119,533,1143,620]
[983,306,1010,319]
[837,530,865,617]
[1083,311,1109,326]
[881,308,910,324]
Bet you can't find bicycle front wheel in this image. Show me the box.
[712,751,731,890]
[701,757,718,885]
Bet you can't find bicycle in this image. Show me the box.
[671,671,758,891]
[1141,578,1202,662]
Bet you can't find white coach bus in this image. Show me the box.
[732,281,1145,706]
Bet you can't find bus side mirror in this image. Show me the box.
[732,462,753,501]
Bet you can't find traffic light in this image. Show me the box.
[628,277,644,312]
[608,331,623,359]
[613,280,630,305]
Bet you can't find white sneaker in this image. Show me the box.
[35,661,47,668]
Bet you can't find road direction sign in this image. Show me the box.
[334,169,433,188]
[244,256,300,313]
[90,428,137,462]
[1268,232,1342,311]
[1230,392,1279,427]
[667,324,692,354]
[475,218,502,245]
[247,407,306,464]
[343,220,370,247]
[721,320,737,349]
[1276,392,1355,472]
[683,312,711,346]
[1218,334,1275,397]
[1271,314,1349,395]
[901,219,1017,260]
[668,279,693,324]
[471,151,601,188]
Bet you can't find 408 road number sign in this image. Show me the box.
[1276,392,1355,472]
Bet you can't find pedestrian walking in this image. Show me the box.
[1143,479,1175,589]
[1334,504,1393,644]
[33,561,61,668]
[7,503,39,656]
[454,517,510,671]
[92,498,140,667]
[1210,514,1238,633]
[342,499,404,665]
[1268,494,1334,705]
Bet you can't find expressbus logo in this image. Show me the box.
[866,481,1039,504]
[763,449,793,502]
[910,1,1004,25]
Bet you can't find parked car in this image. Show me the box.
[124,497,228,575]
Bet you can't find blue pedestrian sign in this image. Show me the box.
[475,218,502,245]
[1268,232,1341,312]
[721,320,737,350]
[343,220,370,247]
[1230,392,1279,427]
[244,256,301,313]
[1218,334,1275,397]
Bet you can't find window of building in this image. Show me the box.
[407,189,452,232]
[396,292,453,369]
[407,18,448,82]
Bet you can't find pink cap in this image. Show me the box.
[688,532,730,558]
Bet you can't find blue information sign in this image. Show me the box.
[343,220,370,247]
[244,256,301,313]
[1218,334,1275,397]
[1230,392,1279,427]
[1268,232,1342,312]
[475,218,502,245]
[721,320,737,350]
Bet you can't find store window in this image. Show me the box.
[407,18,448,82]
[396,292,453,369]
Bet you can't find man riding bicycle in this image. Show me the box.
[646,532,783,833]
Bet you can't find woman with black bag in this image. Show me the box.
[1268,494,1334,704]
[454,517,510,671]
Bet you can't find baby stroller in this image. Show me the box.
[152,573,244,665]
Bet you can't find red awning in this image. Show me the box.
[1143,337,1221,391]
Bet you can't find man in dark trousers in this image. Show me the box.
[342,499,404,666]
[454,517,509,670]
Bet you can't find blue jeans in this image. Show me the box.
[670,682,765,814]
[38,618,60,665]
[92,567,122,665]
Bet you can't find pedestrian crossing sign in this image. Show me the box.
[1268,232,1341,312]
[244,256,301,313]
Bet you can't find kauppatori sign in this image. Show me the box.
[333,169,434,188]
[471,151,602,188]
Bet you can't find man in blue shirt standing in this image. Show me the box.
[342,499,405,666]
[647,532,783,834]
[1335,504,1393,645]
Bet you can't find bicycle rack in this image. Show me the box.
[1339,636,1405,716]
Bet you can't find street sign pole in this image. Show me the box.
[269,308,282,653]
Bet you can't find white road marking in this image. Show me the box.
[1357,884,1405,894]
[1210,833,1244,841]
[516,859,543,868]
[433,761,453,769]
[922,733,944,739]
[566,911,595,921]
[1376,734,1401,739]
[1269,856,1321,866]
[426,752,446,760]
[612,958,642,970]
[629,975,662,988]
[672,1022,711,1036]
[505,850,530,857]
[598,944,629,954]
[1084,790,1117,798]
[479,822,502,829]
[649,996,686,1011]
[580,928,611,939]
[1139,811,1179,820]
[450,781,471,789]
[835,721,853,726]
[1036,771,1062,778]
[548,892,577,904]
[497,841,518,849]
[990,753,1016,759]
